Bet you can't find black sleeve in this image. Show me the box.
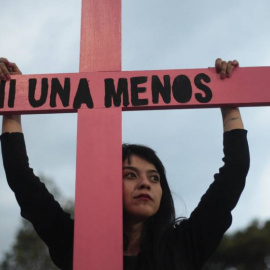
[1,132,74,270]
[173,129,250,269]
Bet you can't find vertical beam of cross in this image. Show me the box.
[73,0,122,269]
[79,0,121,72]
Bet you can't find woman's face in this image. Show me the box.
[123,155,163,222]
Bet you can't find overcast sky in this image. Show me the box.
[1,0,270,263]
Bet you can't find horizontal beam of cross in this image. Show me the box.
[0,66,269,115]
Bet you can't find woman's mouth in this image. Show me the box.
[134,194,152,201]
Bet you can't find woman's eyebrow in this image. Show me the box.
[123,166,159,175]
[123,166,138,172]
[147,169,160,175]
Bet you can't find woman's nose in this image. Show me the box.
[138,176,150,190]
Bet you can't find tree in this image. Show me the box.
[4,175,270,270]
[0,176,74,270]
[204,220,270,270]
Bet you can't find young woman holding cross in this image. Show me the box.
[0,57,249,270]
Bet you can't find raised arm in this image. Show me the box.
[2,115,22,133]
[215,58,244,132]
[0,58,23,133]
[0,58,74,269]
[175,59,249,269]
[221,107,244,132]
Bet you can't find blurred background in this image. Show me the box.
[1,0,270,269]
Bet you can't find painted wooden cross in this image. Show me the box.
[1,0,270,269]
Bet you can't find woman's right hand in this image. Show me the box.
[0,57,22,133]
[0,57,22,81]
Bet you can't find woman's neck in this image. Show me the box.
[124,221,144,256]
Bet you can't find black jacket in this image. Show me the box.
[1,130,250,270]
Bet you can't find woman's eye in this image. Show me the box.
[125,172,136,179]
[151,175,160,182]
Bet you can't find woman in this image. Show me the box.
[0,58,250,270]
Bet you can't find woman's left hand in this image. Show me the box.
[215,58,239,79]
[214,58,244,131]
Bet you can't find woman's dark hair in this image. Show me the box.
[122,144,185,270]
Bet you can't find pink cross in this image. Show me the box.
[1,0,270,269]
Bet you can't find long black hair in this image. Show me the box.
[122,144,186,270]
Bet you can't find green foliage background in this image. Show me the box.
[0,177,74,270]
[1,176,270,269]
[204,220,270,270]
